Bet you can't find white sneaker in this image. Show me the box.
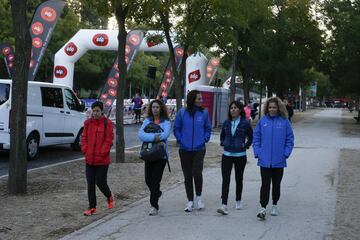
[235,201,242,210]
[149,207,158,216]
[184,201,193,212]
[257,207,266,220]
[195,196,205,210]
[217,204,229,215]
[271,205,279,216]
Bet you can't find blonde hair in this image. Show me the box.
[263,97,288,118]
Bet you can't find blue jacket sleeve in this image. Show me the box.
[253,119,262,158]
[138,119,157,142]
[173,109,183,143]
[244,121,253,149]
[284,120,294,158]
[220,121,226,146]
[204,110,212,142]
[159,120,171,141]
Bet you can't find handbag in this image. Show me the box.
[140,141,166,162]
[140,122,167,162]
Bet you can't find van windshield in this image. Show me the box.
[0,83,10,106]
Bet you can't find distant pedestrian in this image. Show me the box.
[132,93,143,123]
[173,90,212,212]
[217,101,253,215]
[283,99,294,122]
[253,97,294,220]
[138,100,171,216]
[81,101,115,216]
[244,103,252,122]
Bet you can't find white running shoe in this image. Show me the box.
[195,196,205,210]
[271,205,279,216]
[217,204,229,215]
[257,207,266,220]
[235,200,242,210]
[149,207,158,216]
[184,201,193,212]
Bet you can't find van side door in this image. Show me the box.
[40,87,65,145]
[63,88,86,143]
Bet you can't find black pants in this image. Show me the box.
[134,109,141,122]
[179,149,205,201]
[221,155,247,205]
[86,164,112,209]
[145,158,167,210]
[260,167,284,208]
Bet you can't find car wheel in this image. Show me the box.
[27,133,39,161]
[71,128,83,151]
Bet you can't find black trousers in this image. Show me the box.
[86,164,112,209]
[145,158,167,210]
[179,149,205,201]
[134,109,141,122]
[259,167,284,208]
[221,155,247,205]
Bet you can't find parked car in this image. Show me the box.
[0,79,86,160]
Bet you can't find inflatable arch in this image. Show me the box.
[53,29,209,91]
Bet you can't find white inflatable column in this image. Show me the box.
[185,53,207,94]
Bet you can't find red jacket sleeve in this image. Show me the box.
[81,120,89,154]
[100,119,114,155]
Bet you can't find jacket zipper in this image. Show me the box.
[92,127,98,165]
[270,118,273,168]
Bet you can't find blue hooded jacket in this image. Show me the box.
[253,114,294,168]
[173,107,212,151]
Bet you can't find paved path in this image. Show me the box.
[62,109,355,240]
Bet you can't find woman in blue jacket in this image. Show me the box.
[253,97,294,220]
[173,90,212,212]
[138,100,171,216]
[217,101,253,215]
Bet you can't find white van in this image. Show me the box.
[0,79,86,160]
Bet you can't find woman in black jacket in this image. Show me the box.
[217,101,253,215]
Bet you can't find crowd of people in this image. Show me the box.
[80,91,294,221]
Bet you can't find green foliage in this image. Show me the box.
[322,0,360,97]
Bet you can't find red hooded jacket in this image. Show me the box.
[81,116,114,165]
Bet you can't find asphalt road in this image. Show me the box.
[0,124,144,177]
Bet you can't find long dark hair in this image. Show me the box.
[186,89,203,115]
[227,100,246,120]
[147,99,169,120]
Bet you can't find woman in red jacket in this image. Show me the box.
[81,101,114,216]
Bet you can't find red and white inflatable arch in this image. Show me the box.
[53,29,208,90]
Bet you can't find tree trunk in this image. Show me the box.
[8,0,31,194]
[114,6,127,163]
[230,43,238,102]
[160,12,183,112]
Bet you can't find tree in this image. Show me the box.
[322,0,360,97]
[139,0,212,111]
[8,0,32,194]
[82,0,146,163]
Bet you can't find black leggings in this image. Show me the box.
[145,159,167,210]
[179,149,205,201]
[260,167,284,208]
[221,155,247,205]
[86,164,112,209]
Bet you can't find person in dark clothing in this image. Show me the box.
[253,97,294,220]
[81,101,115,216]
[132,93,143,123]
[173,90,212,212]
[283,99,294,122]
[217,101,253,215]
[138,100,171,216]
